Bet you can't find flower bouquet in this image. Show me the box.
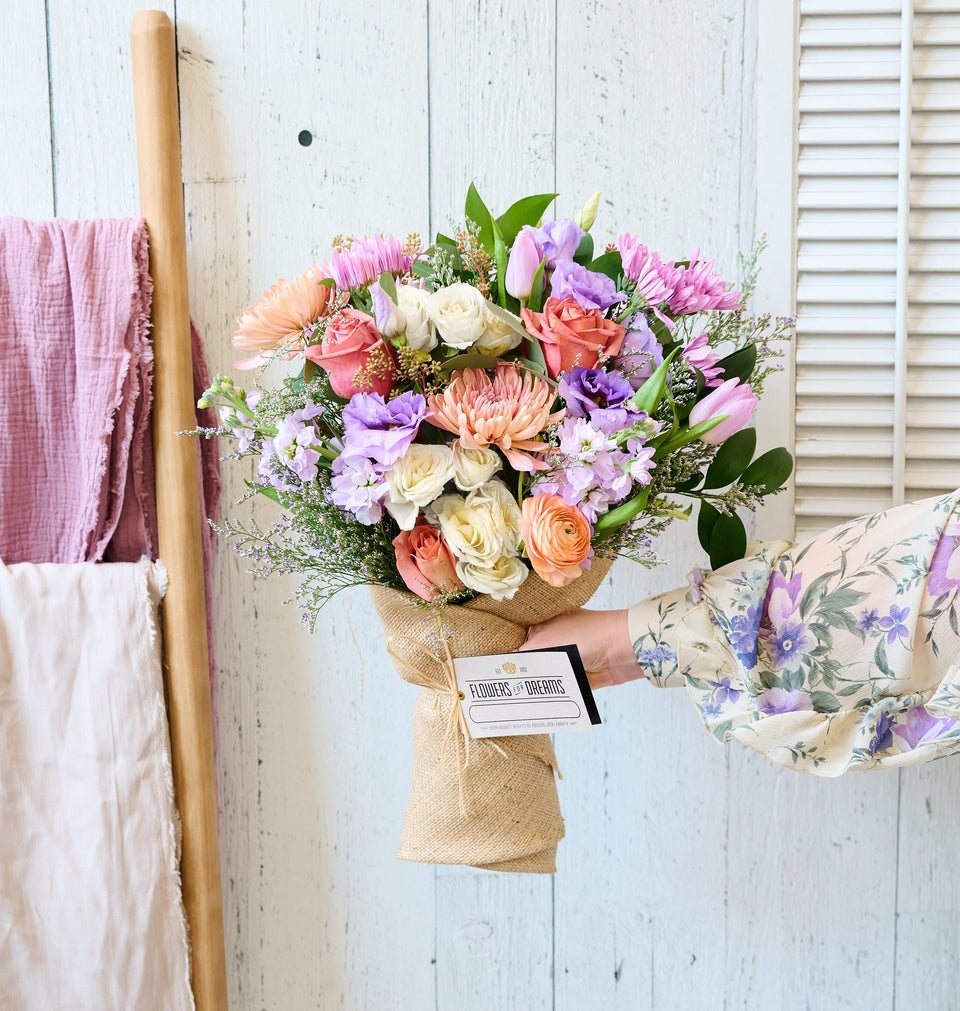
[202,185,793,871]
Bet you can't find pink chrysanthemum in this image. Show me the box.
[659,250,743,315]
[681,332,724,386]
[618,235,673,307]
[233,265,334,367]
[323,235,412,290]
[427,364,564,473]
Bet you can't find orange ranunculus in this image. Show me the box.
[305,307,397,399]
[520,493,592,587]
[521,296,626,379]
[392,521,464,602]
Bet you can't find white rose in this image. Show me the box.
[426,492,504,565]
[454,445,502,491]
[396,284,437,351]
[385,444,456,530]
[473,311,522,355]
[456,556,529,601]
[467,479,523,556]
[428,282,490,349]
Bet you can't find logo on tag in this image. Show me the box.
[502,661,517,675]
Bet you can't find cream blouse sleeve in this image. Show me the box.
[627,491,960,776]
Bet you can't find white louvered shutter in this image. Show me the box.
[759,0,960,542]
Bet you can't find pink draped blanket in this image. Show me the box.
[0,216,221,707]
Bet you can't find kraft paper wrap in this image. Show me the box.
[369,557,612,874]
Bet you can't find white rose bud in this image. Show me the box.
[455,555,529,601]
[396,284,437,351]
[385,444,457,530]
[425,491,505,565]
[467,478,523,556]
[473,311,522,355]
[428,282,490,349]
[454,445,502,491]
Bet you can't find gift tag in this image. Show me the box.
[453,645,601,739]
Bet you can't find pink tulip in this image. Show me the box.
[688,377,757,444]
[504,228,543,300]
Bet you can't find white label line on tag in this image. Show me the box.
[467,700,583,724]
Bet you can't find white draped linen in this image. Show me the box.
[0,560,193,1010]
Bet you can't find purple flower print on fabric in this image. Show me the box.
[869,711,896,756]
[878,605,910,645]
[709,677,742,704]
[856,608,881,634]
[757,688,814,715]
[892,706,957,749]
[728,602,761,669]
[928,521,960,598]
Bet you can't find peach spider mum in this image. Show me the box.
[427,364,563,472]
[233,264,335,368]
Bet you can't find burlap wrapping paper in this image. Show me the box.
[369,557,612,874]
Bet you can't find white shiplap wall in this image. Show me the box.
[3,1,960,1009]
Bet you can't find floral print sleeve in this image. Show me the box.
[627,490,960,776]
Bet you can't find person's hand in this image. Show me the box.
[520,607,643,689]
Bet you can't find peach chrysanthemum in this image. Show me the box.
[233,265,334,367]
[427,364,563,472]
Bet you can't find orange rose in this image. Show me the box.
[393,521,464,602]
[520,493,592,587]
[305,307,397,398]
[521,296,626,378]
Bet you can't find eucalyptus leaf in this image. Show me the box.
[717,344,757,385]
[587,250,623,282]
[465,182,495,252]
[648,314,674,344]
[495,192,557,247]
[573,233,595,265]
[697,500,720,555]
[378,271,398,302]
[303,358,318,384]
[486,301,528,337]
[708,510,747,569]
[440,352,498,373]
[702,428,757,489]
[741,447,793,493]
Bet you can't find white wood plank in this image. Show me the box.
[425,2,558,1005]
[175,0,437,1007]
[46,0,174,218]
[895,762,960,1008]
[0,3,54,217]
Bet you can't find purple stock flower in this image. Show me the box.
[928,521,960,598]
[550,260,626,311]
[526,219,584,268]
[757,688,814,715]
[878,605,910,645]
[615,315,664,389]
[328,455,389,524]
[869,711,896,756]
[892,706,957,749]
[559,366,635,416]
[273,415,323,483]
[341,390,427,466]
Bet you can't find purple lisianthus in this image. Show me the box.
[615,315,664,389]
[869,711,896,756]
[526,219,584,268]
[550,260,626,311]
[878,604,910,645]
[328,455,389,524]
[757,687,814,715]
[892,706,956,749]
[559,366,635,417]
[341,390,427,466]
[928,521,960,598]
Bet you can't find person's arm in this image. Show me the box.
[521,607,640,689]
